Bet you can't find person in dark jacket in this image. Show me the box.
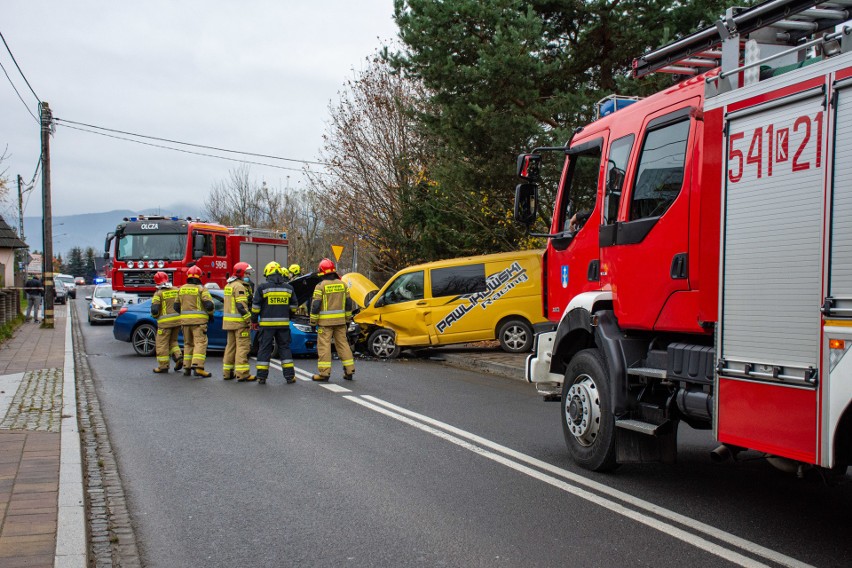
[24,275,44,323]
[252,261,298,385]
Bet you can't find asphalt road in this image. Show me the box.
[74,296,852,568]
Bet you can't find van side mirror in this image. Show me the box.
[516,154,542,182]
[514,183,538,227]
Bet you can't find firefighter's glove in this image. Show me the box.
[251,322,259,331]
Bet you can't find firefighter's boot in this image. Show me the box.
[152,367,168,374]
[286,376,296,384]
[183,368,192,376]
[172,353,183,371]
[194,368,212,378]
[343,372,354,381]
[223,373,234,381]
[311,374,329,382]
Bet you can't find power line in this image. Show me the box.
[0,30,40,102]
[56,122,332,175]
[53,117,332,167]
[0,58,38,123]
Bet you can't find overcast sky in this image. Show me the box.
[0,1,399,220]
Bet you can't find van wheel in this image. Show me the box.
[368,329,400,359]
[497,319,533,353]
[561,349,618,472]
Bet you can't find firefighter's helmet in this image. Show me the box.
[233,262,253,278]
[279,265,291,279]
[288,264,301,277]
[263,261,281,277]
[317,258,336,276]
[187,266,203,279]
[153,271,169,286]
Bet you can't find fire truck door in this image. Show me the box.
[717,88,826,464]
[545,136,606,320]
[604,104,695,331]
[822,79,852,467]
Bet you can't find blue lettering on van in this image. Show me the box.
[435,262,528,334]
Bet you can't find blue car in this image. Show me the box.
[113,288,319,357]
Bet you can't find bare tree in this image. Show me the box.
[306,48,433,276]
[204,165,263,227]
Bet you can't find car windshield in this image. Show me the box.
[117,233,187,261]
[94,286,113,298]
[56,276,74,286]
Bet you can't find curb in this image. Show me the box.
[55,307,86,567]
[438,353,526,382]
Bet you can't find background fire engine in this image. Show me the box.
[105,215,288,304]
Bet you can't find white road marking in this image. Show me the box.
[355,395,813,568]
[319,383,352,393]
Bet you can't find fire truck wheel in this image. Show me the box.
[131,323,157,357]
[497,319,533,353]
[561,349,618,472]
[368,328,400,359]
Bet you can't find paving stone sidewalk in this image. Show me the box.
[0,309,68,568]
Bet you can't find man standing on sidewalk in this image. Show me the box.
[24,274,43,323]
[310,259,355,382]
[174,266,215,378]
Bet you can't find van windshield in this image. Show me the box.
[382,271,424,305]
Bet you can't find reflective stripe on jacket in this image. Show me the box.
[310,278,353,327]
[223,279,251,330]
[251,274,297,327]
[151,287,181,328]
[176,283,214,325]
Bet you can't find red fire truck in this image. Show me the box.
[516,0,852,475]
[105,215,288,303]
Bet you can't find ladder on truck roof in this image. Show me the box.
[633,0,852,79]
[229,225,286,240]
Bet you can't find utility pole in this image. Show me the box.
[40,102,54,329]
[16,175,25,242]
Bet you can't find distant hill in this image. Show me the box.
[22,204,203,256]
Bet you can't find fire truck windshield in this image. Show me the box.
[117,233,187,261]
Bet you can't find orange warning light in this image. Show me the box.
[829,339,846,350]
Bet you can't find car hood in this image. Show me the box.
[289,273,321,307]
[91,297,113,308]
[341,273,379,309]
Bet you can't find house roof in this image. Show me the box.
[0,216,27,249]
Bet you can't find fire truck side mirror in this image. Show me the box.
[516,153,542,182]
[104,232,114,257]
[514,183,538,227]
[193,233,205,259]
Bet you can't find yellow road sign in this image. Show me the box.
[331,245,344,262]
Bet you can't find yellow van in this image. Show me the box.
[343,250,546,358]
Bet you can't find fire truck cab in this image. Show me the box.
[517,0,852,474]
[106,215,288,304]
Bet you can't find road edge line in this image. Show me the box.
[55,304,87,566]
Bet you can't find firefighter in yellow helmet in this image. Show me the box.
[252,261,298,384]
[173,266,215,377]
[150,271,183,373]
[288,264,301,278]
[310,258,355,381]
[223,262,255,382]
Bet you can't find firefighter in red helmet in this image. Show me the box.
[173,265,215,377]
[222,262,255,381]
[310,258,355,381]
[150,271,182,373]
